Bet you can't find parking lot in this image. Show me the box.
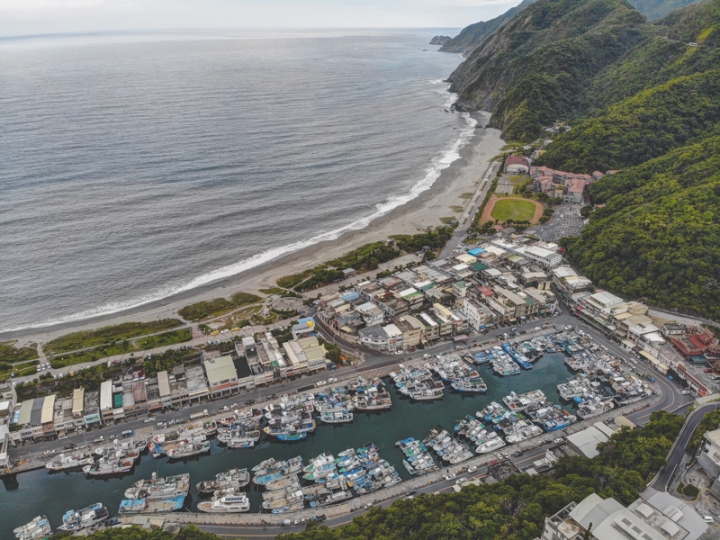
[527,204,586,241]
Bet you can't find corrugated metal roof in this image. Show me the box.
[18,400,33,425]
[157,371,171,397]
[41,394,56,424]
[72,388,85,415]
[203,355,237,386]
[100,380,113,411]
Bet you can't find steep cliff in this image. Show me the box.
[439,0,539,54]
[447,0,647,141]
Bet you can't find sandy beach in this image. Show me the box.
[3,113,505,347]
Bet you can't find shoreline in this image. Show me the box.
[2,112,505,345]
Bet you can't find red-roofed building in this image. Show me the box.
[564,178,586,204]
[592,171,604,180]
[505,155,531,174]
[670,329,718,359]
[478,286,494,297]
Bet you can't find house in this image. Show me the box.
[342,268,357,278]
[396,316,423,350]
[699,428,720,498]
[564,178,586,204]
[203,355,239,396]
[541,490,708,540]
[357,324,390,351]
[382,323,403,352]
[460,297,495,331]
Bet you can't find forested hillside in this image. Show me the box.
[439,0,539,54]
[447,0,720,317]
[448,0,647,141]
[537,0,720,317]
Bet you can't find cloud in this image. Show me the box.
[0,0,106,10]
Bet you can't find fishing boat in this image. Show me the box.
[57,503,109,532]
[13,516,52,540]
[218,429,261,448]
[450,378,487,393]
[505,424,543,444]
[319,409,353,424]
[253,456,304,485]
[83,456,135,476]
[478,402,508,424]
[576,397,615,420]
[502,390,546,413]
[502,342,533,370]
[45,452,94,471]
[124,473,190,500]
[476,435,506,454]
[303,453,336,482]
[165,438,211,459]
[118,496,185,514]
[196,468,250,494]
[265,474,301,492]
[197,495,251,513]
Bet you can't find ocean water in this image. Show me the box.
[0,29,472,332]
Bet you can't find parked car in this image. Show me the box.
[443,472,457,481]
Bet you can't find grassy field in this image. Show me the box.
[49,328,192,368]
[44,319,184,354]
[490,198,537,222]
[179,292,262,322]
[0,341,39,364]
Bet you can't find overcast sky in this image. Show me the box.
[0,0,522,37]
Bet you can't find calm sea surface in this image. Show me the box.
[1,354,575,537]
[0,29,472,332]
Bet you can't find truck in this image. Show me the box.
[189,409,209,420]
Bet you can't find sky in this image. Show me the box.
[0,0,522,37]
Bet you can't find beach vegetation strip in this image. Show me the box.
[43,319,184,355]
[178,292,263,322]
[0,340,39,364]
[277,227,455,292]
[49,328,193,368]
[490,197,538,223]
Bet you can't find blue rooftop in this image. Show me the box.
[468,247,486,256]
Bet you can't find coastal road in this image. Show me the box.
[650,402,720,490]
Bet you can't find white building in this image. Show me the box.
[460,297,495,331]
[541,490,709,540]
[203,355,239,396]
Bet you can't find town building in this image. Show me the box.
[203,355,239,397]
[698,428,720,498]
[541,490,709,540]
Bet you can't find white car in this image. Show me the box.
[316,380,327,387]
[443,472,457,481]
[328,377,338,383]
[681,390,692,395]
[144,416,156,423]
[467,465,478,473]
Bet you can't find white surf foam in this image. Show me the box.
[4,85,479,333]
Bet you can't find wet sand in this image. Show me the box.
[3,113,504,346]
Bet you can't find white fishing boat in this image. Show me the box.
[45,452,94,471]
[476,434,506,454]
[13,515,52,540]
[197,495,251,513]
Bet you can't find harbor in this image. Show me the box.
[2,330,655,538]
[0,331,651,538]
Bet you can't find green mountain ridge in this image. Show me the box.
[445,0,720,317]
[448,0,648,141]
[439,0,540,54]
[439,0,700,59]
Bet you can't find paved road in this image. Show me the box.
[11,310,691,460]
[650,402,720,490]
[526,204,585,242]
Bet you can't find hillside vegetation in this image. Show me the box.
[448,0,647,141]
[440,0,539,54]
[449,0,720,317]
[439,0,698,58]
